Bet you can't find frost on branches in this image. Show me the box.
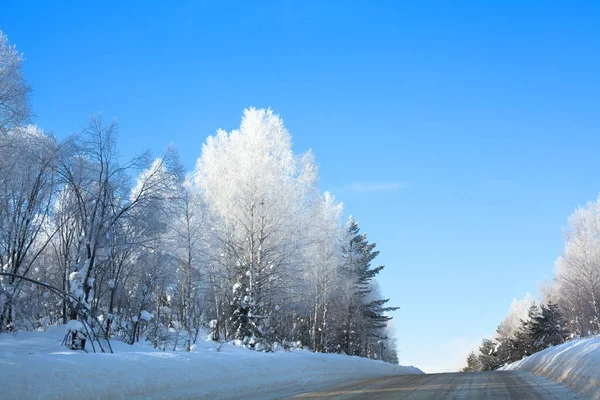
[0,106,400,362]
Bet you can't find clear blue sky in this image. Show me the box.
[3,0,600,372]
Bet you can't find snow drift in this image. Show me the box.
[0,327,422,399]
[501,336,600,400]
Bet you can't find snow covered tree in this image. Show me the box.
[493,293,535,365]
[554,199,600,336]
[379,320,400,363]
[0,97,400,358]
[58,116,177,322]
[495,323,517,366]
[0,126,60,331]
[485,299,570,367]
[169,174,209,350]
[509,303,540,362]
[303,192,344,353]
[194,108,317,345]
[338,217,398,358]
[0,31,31,132]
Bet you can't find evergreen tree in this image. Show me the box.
[478,338,500,371]
[495,336,513,366]
[339,217,398,357]
[529,301,570,352]
[462,351,482,372]
[509,303,540,362]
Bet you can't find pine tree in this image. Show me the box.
[478,338,500,371]
[339,217,398,357]
[529,301,570,352]
[509,303,540,362]
[462,351,482,372]
[495,336,513,366]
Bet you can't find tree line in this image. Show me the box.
[463,301,569,371]
[0,31,399,362]
[464,194,600,371]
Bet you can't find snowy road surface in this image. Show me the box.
[293,371,584,399]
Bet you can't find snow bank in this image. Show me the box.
[501,336,600,400]
[0,327,422,399]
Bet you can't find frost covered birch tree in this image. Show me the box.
[58,116,176,321]
[0,100,400,361]
[554,198,600,336]
[303,192,343,353]
[0,126,60,331]
[0,31,31,132]
[170,178,207,350]
[194,108,317,345]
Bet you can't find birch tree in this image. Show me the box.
[555,199,600,336]
[59,116,175,320]
[194,108,317,344]
[0,31,31,132]
[303,192,343,352]
[0,126,60,330]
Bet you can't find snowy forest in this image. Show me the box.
[0,32,399,362]
[463,196,600,371]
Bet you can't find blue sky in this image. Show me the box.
[3,1,600,372]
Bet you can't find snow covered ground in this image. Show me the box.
[501,336,600,400]
[0,327,422,399]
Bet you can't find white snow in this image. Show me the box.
[140,310,152,321]
[501,336,600,400]
[0,327,422,399]
[64,320,84,332]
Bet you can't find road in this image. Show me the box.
[291,371,582,399]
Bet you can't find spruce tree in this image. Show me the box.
[462,351,482,372]
[340,217,399,357]
[509,303,540,362]
[494,323,515,366]
[495,336,514,366]
[529,301,569,352]
[478,338,500,371]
